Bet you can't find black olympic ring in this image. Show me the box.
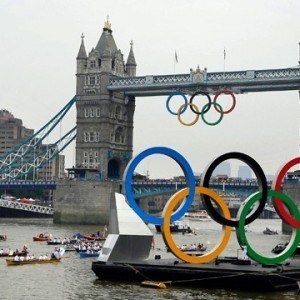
[200,152,268,227]
[189,91,212,115]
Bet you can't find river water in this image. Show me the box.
[0,218,299,300]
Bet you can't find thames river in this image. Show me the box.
[0,218,299,300]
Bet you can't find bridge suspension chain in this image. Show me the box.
[0,96,76,172]
[1,126,76,180]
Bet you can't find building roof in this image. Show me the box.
[95,28,118,57]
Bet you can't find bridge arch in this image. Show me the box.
[107,158,121,179]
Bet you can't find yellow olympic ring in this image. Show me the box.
[161,187,232,264]
[177,103,200,126]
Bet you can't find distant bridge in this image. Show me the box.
[131,180,273,199]
[0,180,56,190]
[0,199,53,217]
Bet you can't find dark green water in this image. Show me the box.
[0,218,299,300]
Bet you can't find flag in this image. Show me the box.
[224,49,226,60]
[175,51,178,63]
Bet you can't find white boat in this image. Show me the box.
[184,211,211,221]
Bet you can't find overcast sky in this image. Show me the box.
[0,0,300,179]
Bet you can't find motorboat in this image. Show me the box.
[184,210,212,221]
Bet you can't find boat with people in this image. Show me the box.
[6,257,61,266]
[79,251,100,258]
[167,243,207,253]
[263,227,278,235]
[184,211,211,221]
[33,233,52,241]
[0,250,28,257]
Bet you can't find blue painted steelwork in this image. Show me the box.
[132,180,273,199]
[0,96,76,172]
[108,67,300,96]
[1,126,76,180]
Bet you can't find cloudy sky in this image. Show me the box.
[0,0,299,179]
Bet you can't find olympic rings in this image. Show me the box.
[166,89,236,126]
[161,187,232,264]
[177,103,200,126]
[272,157,300,228]
[123,147,195,225]
[213,90,236,114]
[166,91,188,115]
[236,190,300,265]
[201,152,268,227]
[189,91,212,115]
[124,146,300,265]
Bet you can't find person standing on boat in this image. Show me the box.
[241,245,248,260]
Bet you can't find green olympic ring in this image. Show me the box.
[236,190,300,265]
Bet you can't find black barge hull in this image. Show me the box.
[92,259,300,292]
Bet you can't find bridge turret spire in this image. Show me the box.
[77,33,87,59]
[126,40,137,76]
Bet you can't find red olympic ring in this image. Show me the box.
[272,157,300,227]
[213,90,236,114]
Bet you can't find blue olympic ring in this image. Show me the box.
[166,91,188,115]
[123,147,195,225]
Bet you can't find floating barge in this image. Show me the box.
[92,258,300,292]
[92,193,300,293]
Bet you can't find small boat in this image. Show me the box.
[63,245,76,252]
[0,251,28,258]
[0,234,7,241]
[272,243,300,255]
[141,281,167,289]
[184,211,211,221]
[263,227,278,235]
[83,235,106,241]
[47,240,62,245]
[167,244,206,253]
[155,220,192,233]
[33,233,52,242]
[6,258,61,266]
[79,251,100,258]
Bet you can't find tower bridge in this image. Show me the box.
[1,19,299,224]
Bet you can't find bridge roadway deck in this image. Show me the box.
[107,67,300,96]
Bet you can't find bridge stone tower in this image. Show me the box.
[75,20,136,180]
[53,20,137,225]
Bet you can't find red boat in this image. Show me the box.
[83,234,106,241]
[33,233,51,242]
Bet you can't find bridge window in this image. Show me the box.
[96,132,100,142]
[89,76,95,85]
[90,108,94,117]
[84,108,89,118]
[90,132,94,142]
[115,127,124,144]
[115,106,121,119]
[96,107,101,117]
[108,159,119,179]
[90,60,96,68]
